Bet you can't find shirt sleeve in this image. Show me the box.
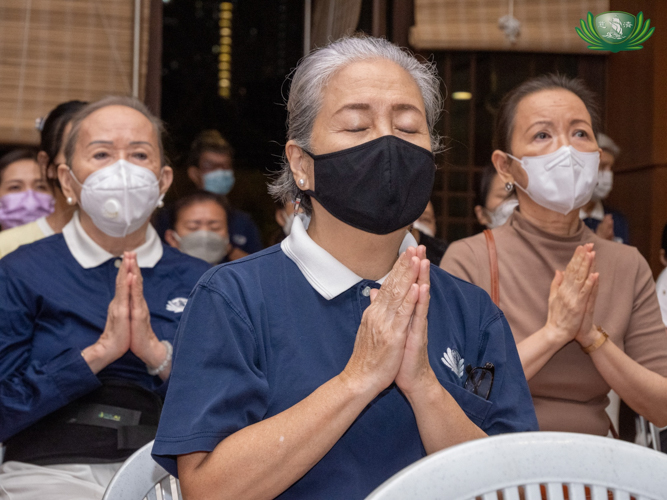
[476,309,539,434]
[0,265,101,441]
[439,239,481,285]
[623,248,667,376]
[152,277,269,477]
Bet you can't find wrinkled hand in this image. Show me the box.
[574,263,600,347]
[343,247,422,394]
[596,214,614,241]
[394,245,433,395]
[125,252,167,371]
[545,244,598,346]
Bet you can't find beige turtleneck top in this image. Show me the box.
[441,210,667,435]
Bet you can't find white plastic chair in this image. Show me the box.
[365,432,667,500]
[102,440,181,500]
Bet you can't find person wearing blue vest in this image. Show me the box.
[0,96,209,499]
[152,36,538,500]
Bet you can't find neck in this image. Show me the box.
[517,192,581,237]
[46,189,76,233]
[78,210,149,256]
[582,199,597,216]
[306,202,406,281]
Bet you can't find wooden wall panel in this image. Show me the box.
[410,0,608,53]
[0,0,151,146]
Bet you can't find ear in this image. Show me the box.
[58,164,78,203]
[660,249,667,268]
[491,150,514,186]
[187,166,202,188]
[285,140,312,191]
[164,229,180,249]
[275,208,287,227]
[159,166,174,195]
[474,205,490,226]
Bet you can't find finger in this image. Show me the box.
[578,270,597,302]
[573,251,594,286]
[417,245,427,261]
[549,270,563,298]
[410,283,430,334]
[375,255,420,309]
[582,273,599,318]
[369,288,379,303]
[417,258,430,288]
[392,283,420,334]
[562,246,585,287]
[127,253,144,296]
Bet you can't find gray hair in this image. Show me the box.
[268,36,443,214]
[65,96,166,166]
[596,133,621,158]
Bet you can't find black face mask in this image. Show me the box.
[303,135,435,235]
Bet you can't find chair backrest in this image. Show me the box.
[103,440,181,500]
[365,432,667,500]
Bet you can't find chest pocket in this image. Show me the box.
[439,378,493,428]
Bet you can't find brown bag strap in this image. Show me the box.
[483,229,500,307]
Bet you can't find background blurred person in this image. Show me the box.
[165,191,230,265]
[442,74,667,436]
[0,149,53,232]
[0,96,209,499]
[185,129,262,257]
[580,133,629,244]
[0,101,87,259]
[656,222,667,325]
[411,200,448,264]
[473,164,518,230]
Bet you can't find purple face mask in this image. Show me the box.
[0,190,55,229]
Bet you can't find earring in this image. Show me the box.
[66,197,74,205]
[505,182,514,192]
[157,200,164,208]
[298,178,305,187]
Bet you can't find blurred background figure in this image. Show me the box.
[656,222,667,326]
[474,165,518,230]
[580,133,629,244]
[269,198,295,246]
[184,130,262,258]
[411,200,448,264]
[0,101,87,258]
[165,191,231,265]
[0,149,53,231]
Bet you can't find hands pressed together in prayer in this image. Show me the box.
[343,245,435,397]
[545,243,601,349]
[82,252,170,379]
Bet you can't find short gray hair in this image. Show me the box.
[268,35,443,214]
[596,133,621,158]
[65,96,166,166]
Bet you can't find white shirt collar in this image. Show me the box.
[35,216,54,237]
[580,200,605,222]
[281,215,418,300]
[62,211,163,269]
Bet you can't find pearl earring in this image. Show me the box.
[157,200,164,208]
[66,197,74,205]
[298,178,305,187]
[505,182,514,192]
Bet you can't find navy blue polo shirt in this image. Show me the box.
[227,207,263,254]
[153,217,537,499]
[0,213,210,441]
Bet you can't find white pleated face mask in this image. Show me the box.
[508,145,600,215]
[592,170,613,201]
[486,197,519,229]
[70,160,163,237]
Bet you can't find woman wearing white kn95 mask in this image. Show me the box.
[443,74,667,438]
[0,96,209,499]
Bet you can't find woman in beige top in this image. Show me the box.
[441,74,667,435]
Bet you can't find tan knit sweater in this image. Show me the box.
[441,210,667,435]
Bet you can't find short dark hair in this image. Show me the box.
[0,149,39,184]
[171,191,229,228]
[662,222,667,254]
[494,73,601,154]
[186,130,234,169]
[40,100,88,192]
[476,165,499,208]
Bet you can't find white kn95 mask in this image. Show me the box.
[507,145,600,215]
[70,160,163,238]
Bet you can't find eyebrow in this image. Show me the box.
[527,118,592,132]
[85,140,154,148]
[333,102,423,116]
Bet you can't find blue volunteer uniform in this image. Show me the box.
[0,212,210,442]
[152,216,537,499]
[227,206,263,254]
[581,202,630,244]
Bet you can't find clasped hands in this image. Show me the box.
[343,245,436,398]
[545,243,602,349]
[83,252,168,377]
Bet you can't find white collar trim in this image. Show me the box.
[281,215,418,300]
[63,211,163,269]
[580,200,605,222]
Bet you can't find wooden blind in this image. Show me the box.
[311,0,363,49]
[0,0,151,146]
[410,0,609,53]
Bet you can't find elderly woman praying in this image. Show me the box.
[152,36,538,500]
